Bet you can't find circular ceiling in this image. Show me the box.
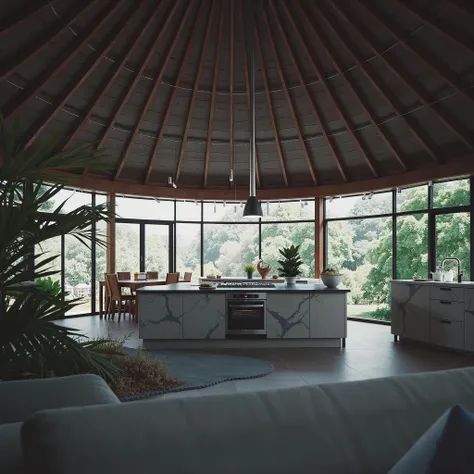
[1,0,474,199]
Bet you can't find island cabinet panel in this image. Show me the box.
[391,283,430,343]
[138,294,183,339]
[182,294,226,339]
[309,294,347,339]
[465,290,474,352]
[266,293,310,339]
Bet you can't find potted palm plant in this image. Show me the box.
[277,245,303,285]
[244,263,256,279]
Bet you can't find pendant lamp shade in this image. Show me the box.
[243,196,262,217]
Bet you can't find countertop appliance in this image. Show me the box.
[225,292,267,337]
[218,282,276,289]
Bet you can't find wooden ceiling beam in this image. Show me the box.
[203,4,224,187]
[95,0,169,150]
[114,0,189,180]
[0,1,95,82]
[394,0,474,56]
[174,0,216,184]
[262,4,318,184]
[331,1,474,152]
[449,0,474,16]
[63,2,160,149]
[143,0,206,185]
[253,18,289,187]
[295,2,407,172]
[2,0,122,120]
[0,0,50,35]
[229,0,235,187]
[312,2,442,163]
[23,1,139,149]
[238,0,261,188]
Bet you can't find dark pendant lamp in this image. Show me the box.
[243,1,262,218]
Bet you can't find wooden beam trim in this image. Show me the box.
[175,0,216,183]
[262,4,318,184]
[204,3,225,187]
[106,192,116,273]
[0,0,50,35]
[314,197,324,277]
[114,0,188,180]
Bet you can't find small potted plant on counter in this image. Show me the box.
[244,263,256,279]
[321,268,344,288]
[277,245,303,285]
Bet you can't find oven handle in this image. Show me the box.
[228,304,265,309]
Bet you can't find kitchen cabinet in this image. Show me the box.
[139,293,183,339]
[465,290,474,352]
[310,293,347,339]
[266,293,310,339]
[182,293,225,339]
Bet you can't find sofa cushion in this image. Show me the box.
[21,367,474,474]
[0,422,25,474]
[389,405,474,474]
[0,374,119,424]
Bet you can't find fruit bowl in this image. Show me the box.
[321,273,343,288]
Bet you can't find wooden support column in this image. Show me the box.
[315,197,324,277]
[106,193,116,274]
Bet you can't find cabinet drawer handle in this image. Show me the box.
[440,300,452,305]
[440,288,452,291]
[440,319,452,324]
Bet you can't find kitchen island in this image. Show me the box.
[137,283,349,349]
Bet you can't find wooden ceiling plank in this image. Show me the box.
[394,0,474,56]
[114,0,190,180]
[203,4,224,187]
[229,0,235,185]
[143,0,206,185]
[95,0,170,150]
[175,0,216,184]
[238,0,261,188]
[2,0,123,120]
[64,1,160,149]
[449,0,474,16]
[0,1,95,82]
[24,1,139,149]
[290,2,407,170]
[254,19,289,187]
[331,1,474,152]
[312,2,442,163]
[262,4,318,184]
[0,0,50,35]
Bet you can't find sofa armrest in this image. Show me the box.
[0,374,119,424]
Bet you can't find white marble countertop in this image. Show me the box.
[391,279,474,288]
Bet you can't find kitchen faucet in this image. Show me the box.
[441,257,463,283]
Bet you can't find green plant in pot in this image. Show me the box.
[244,264,256,279]
[277,245,303,285]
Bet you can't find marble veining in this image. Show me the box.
[139,293,183,331]
[393,284,422,337]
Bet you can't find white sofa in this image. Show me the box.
[3,367,474,474]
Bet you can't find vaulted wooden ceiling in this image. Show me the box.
[1,0,474,199]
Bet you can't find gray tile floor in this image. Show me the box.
[57,316,474,399]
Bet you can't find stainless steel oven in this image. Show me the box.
[225,293,266,337]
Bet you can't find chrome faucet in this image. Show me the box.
[441,257,463,283]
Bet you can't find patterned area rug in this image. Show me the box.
[121,347,274,401]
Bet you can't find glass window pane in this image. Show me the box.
[203,201,242,221]
[176,223,201,281]
[396,214,428,279]
[116,196,174,220]
[144,225,169,277]
[203,223,259,277]
[433,179,470,208]
[326,192,392,218]
[397,185,428,212]
[176,200,202,221]
[261,222,314,277]
[435,213,470,280]
[55,189,91,213]
[35,235,62,290]
[262,200,314,221]
[327,217,392,321]
[116,223,140,273]
[95,220,106,312]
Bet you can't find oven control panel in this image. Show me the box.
[227,293,266,300]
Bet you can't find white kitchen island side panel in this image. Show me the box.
[310,293,347,339]
[182,293,225,339]
[139,293,183,339]
[266,293,311,338]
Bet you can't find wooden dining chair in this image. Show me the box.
[147,271,159,279]
[183,272,192,282]
[165,272,180,284]
[117,271,131,280]
[105,273,136,321]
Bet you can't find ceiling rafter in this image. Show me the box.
[175,0,216,184]
[449,0,474,16]
[358,0,474,107]
[63,1,160,150]
[0,1,95,82]
[95,0,170,151]
[114,0,189,180]
[229,0,234,187]
[253,16,289,187]
[143,0,206,185]
[203,3,225,187]
[311,2,442,163]
[296,2,407,173]
[330,0,474,152]
[24,1,139,149]
[0,0,50,35]
[2,0,122,121]
[238,0,261,188]
[262,4,318,184]
[394,0,474,56]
